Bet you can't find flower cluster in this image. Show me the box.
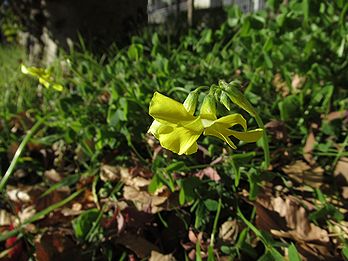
[148,91,263,155]
[21,64,63,91]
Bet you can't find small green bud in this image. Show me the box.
[213,87,222,101]
[200,94,217,120]
[183,90,199,115]
[219,80,256,117]
[220,91,232,111]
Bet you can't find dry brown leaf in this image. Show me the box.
[265,120,289,142]
[100,164,150,189]
[195,167,221,181]
[282,160,324,188]
[325,110,348,122]
[115,232,159,258]
[255,195,329,243]
[219,220,239,243]
[0,210,15,226]
[342,187,348,199]
[35,230,85,261]
[295,242,338,261]
[149,251,176,261]
[303,130,316,165]
[328,220,348,240]
[272,73,289,97]
[43,169,63,183]
[291,74,306,91]
[7,186,32,203]
[334,157,348,184]
[123,186,169,213]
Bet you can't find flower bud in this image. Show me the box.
[220,91,232,111]
[200,94,217,120]
[183,90,199,115]
[219,80,256,117]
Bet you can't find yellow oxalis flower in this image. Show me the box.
[148,92,263,155]
[21,64,63,91]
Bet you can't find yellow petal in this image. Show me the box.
[204,127,237,149]
[156,118,203,155]
[185,142,198,155]
[213,113,247,130]
[149,92,196,124]
[38,77,51,89]
[227,128,264,143]
[148,120,162,138]
[52,83,64,92]
[21,64,49,78]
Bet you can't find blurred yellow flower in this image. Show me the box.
[148,92,263,155]
[21,64,63,91]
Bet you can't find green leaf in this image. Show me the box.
[179,187,186,205]
[165,161,186,172]
[247,168,260,200]
[207,245,215,261]
[258,251,273,261]
[270,247,284,261]
[264,52,273,69]
[41,174,80,197]
[127,44,138,60]
[263,37,273,52]
[204,199,219,211]
[288,243,301,261]
[278,95,301,121]
[196,238,202,261]
[179,177,199,204]
[148,173,163,194]
[72,208,100,240]
[303,0,309,25]
[337,37,346,57]
[343,245,348,260]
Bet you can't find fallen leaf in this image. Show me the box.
[115,232,159,258]
[255,194,330,242]
[149,251,176,261]
[43,169,63,183]
[291,74,306,92]
[325,110,348,122]
[282,160,324,188]
[100,164,150,189]
[0,210,16,226]
[334,157,348,185]
[265,120,289,142]
[35,230,86,261]
[303,130,316,165]
[195,167,221,181]
[272,73,289,97]
[123,186,169,213]
[219,219,239,243]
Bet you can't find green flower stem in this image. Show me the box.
[0,117,44,191]
[254,113,270,170]
[210,198,222,247]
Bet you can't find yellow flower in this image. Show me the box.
[21,64,63,91]
[148,92,263,155]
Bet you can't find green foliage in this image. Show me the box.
[72,208,102,242]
